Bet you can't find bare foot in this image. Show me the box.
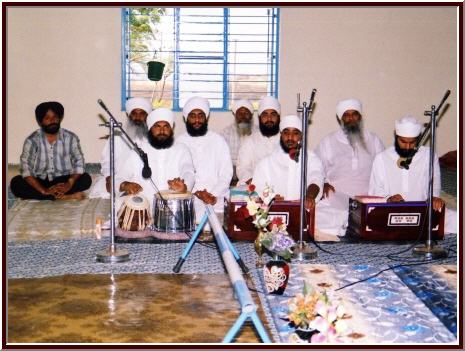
[57,192,87,200]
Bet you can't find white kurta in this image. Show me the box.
[369,146,456,233]
[314,129,384,236]
[236,131,280,184]
[220,123,256,166]
[115,140,195,213]
[89,132,145,199]
[314,129,384,196]
[251,148,324,201]
[177,131,233,220]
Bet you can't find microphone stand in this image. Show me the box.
[95,99,133,263]
[412,91,450,259]
[292,89,318,261]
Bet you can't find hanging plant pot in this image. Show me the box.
[263,259,290,295]
[147,61,165,81]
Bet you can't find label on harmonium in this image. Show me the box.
[388,213,421,226]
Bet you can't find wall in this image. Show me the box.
[7,6,458,163]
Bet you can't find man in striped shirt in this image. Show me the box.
[10,101,92,200]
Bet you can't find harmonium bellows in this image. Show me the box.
[347,196,445,241]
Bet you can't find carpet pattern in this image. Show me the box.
[8,234,457,279]
[251,263,457,343]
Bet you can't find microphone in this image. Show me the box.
[98,99,110,114]
[138,150,152,179]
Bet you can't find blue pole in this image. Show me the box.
[223,312,249,343]
[173,212,208,273]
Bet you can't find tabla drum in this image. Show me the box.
[153,191,195,232]
[117,194,152,231]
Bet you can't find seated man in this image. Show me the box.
[369,116,457,233]
[252,115,324,211]
[220,99,255,185]
[237,96,281,184]
[176,96,233,221]
[116,108,195,212]
[10,101,91,200]
[89,97,152,198]
[314,98,384,236]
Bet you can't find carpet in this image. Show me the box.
[8,234,457,279]
[251,263,458,343]
[7,198,110,242]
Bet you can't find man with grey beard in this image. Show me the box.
[89,97,152,198]
[220,99,255,185]
[313,98,384,238]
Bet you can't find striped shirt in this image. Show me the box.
[19,128,85,180]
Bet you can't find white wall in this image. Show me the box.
[279,7,457,152]
[7,6,458,163]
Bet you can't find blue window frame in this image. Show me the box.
[122,7,280,111]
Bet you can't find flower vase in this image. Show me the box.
[263,257,290,295]
[295,327,317,342]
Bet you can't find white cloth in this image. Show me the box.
[395,116,423,137]
[147,108,174,128]
[182,96,210,117]
[258,96,281,116]
[177,131,233,220]
[251,147,324,201]
[369,145,456,233]
[280,115,302,132]
[115,140,195,213]
[336,98,362,118]
[236,131,280,183]
[89,132,146,199]
[315,129,385,197]
[125,97,152,115]
[313,129,384,236]
[232,99,254,114]
[220,123,257,166]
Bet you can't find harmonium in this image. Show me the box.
[347,196,445,241]
[223,188,315,241]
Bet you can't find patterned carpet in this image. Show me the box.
[251,263,458,343]
[8,234,457,279]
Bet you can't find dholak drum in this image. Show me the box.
[153,191,195,232]
[117,194,152,231]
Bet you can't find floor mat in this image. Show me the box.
[7,198,110,242]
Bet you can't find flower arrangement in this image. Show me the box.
[239,184,295,260]
[288,282,349,343]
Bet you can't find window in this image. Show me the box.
[122,7,280,111]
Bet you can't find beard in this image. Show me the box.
[236,121,253,136]
[41,123,60,134]
[186,121,208,137]
[126,119,147,140]
[394,137,418,158]
[259,120,280,137]
[341,120,367,151]
[280,138,292,153]
[148,131,174,149]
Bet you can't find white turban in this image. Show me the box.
[258,96,281,116]
[280,115,302,132]
[125,97,152,115]
[147,108,174,128]
[336,98,362,118]
[231,99,254,115]
[395,116,423,138]
[182,96,210,118]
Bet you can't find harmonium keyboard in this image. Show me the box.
[347,196,445,241]
[223,188,315,241]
